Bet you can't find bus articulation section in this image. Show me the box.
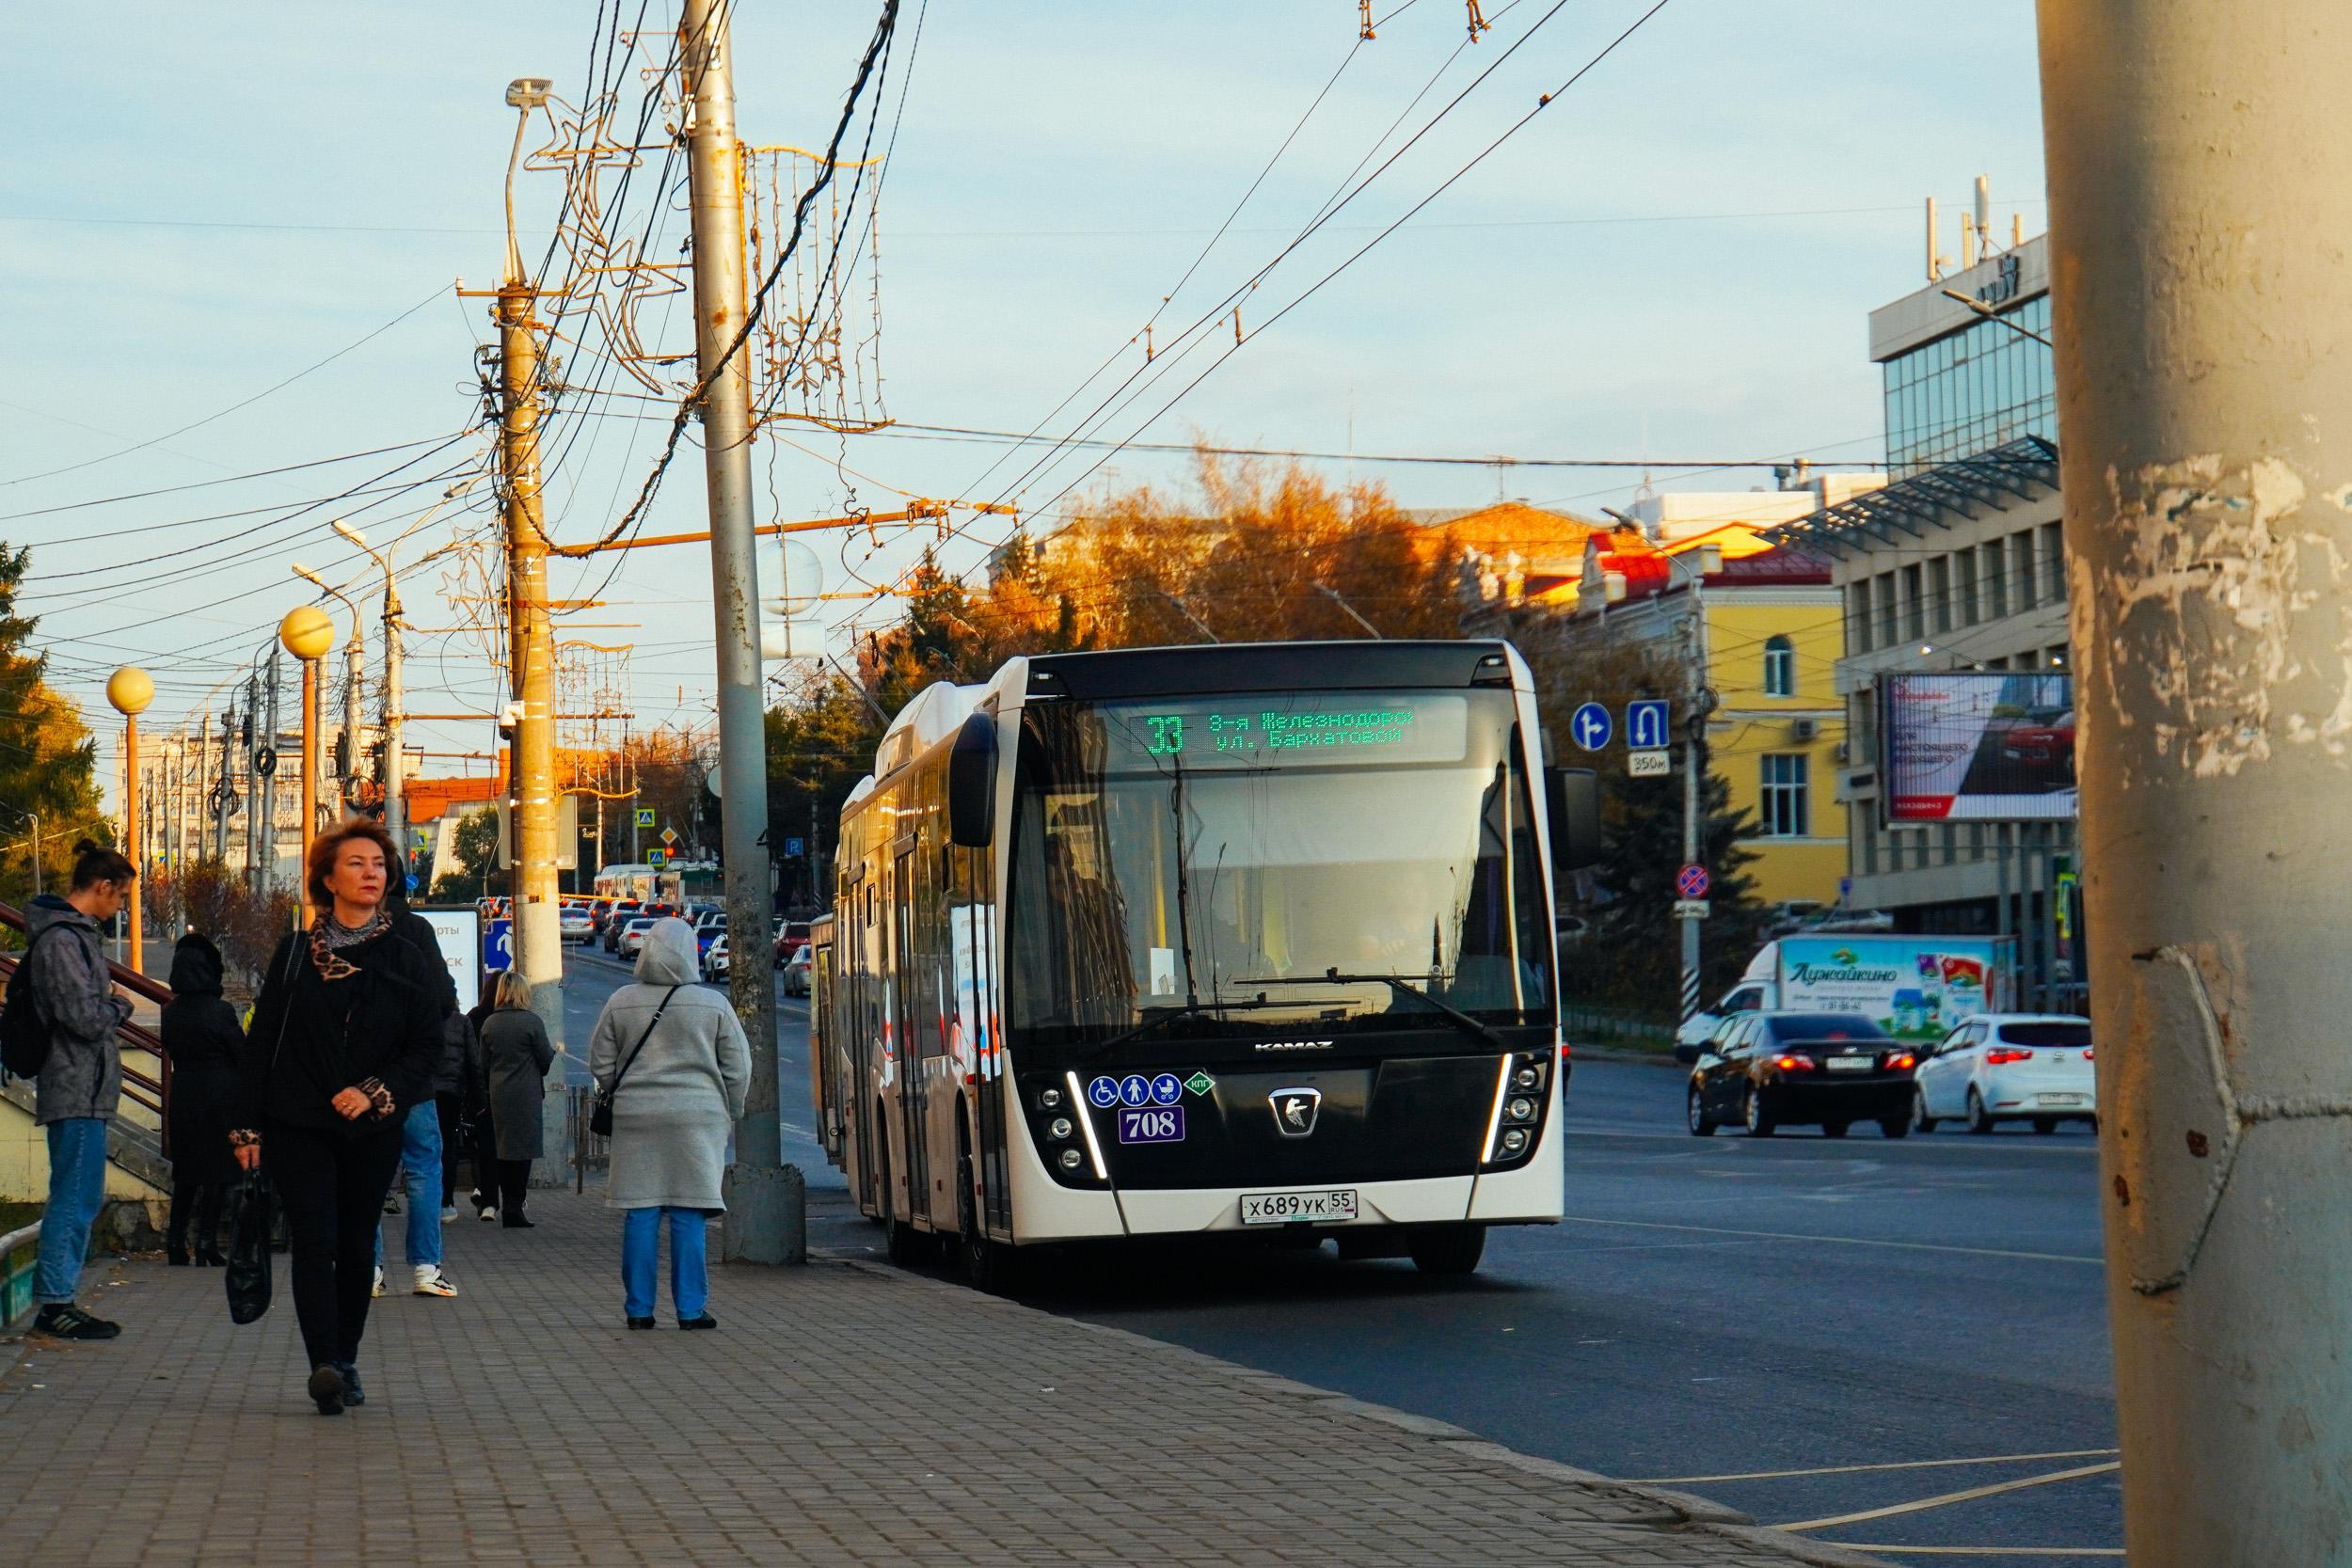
[804,640,1598,1287]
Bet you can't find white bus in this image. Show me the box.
[807,640,1597,1289]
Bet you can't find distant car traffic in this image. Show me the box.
[1912,1014,2094,1134]
[781,942,812,997]
[558,906,595,942]
[617,917,658,958]
[705,935,730,980]
[1682,1010,1917,1139]
[772,920,811,967]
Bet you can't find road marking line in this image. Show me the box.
[1820,1544,2123,1560]
[1557,1214,2105,1265]
[1643,1449,2120,1484]
[1776,1460,2121,1532]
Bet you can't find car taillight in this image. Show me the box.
[1884,1053,1916,1071]
[1772,1053,1816,1072]
[1985,1048,2034,1066]
[2083,1046,2095,1061]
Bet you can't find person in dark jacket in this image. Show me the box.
[369,892,463,1298]
[231,821,442,1416]
[160,932,241,1267]
[478,971,555,1227]
[24,840,135,1342]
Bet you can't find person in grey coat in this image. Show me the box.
[477,972,555,1227]
[22,841,136,1341]
[587,918,749,1330]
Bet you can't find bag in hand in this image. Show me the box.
[224,1172,275,1324]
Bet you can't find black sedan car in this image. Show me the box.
[1679,1010,1918,1138]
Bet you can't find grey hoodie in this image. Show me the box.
[24,894,133,1125]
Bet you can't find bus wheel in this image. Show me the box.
[1407,1223,1486,1277]
[957,1162,1023,1295]
[879,1125,927,1265]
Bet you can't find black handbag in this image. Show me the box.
[224,1172,275,1324]
[590,986,681,1136]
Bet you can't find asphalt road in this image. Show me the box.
[559,947,2119,1567]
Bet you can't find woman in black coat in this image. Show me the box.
[232,822,442,1416]
[160,932,242,1266]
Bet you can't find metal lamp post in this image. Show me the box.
[278,606,336,876]
[294,564,365,814]
[104,666,152,974]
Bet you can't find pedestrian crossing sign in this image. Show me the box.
[634,807,656,829]
[648,847,669,866]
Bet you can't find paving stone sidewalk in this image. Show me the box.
[0,1190,1882,1568]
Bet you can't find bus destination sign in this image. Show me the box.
[1109,692,1470,768]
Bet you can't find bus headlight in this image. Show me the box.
[1057,1148,1085,1173]
[1047,1117,1074,1142]
[1500,1128,1529,1154]
[1505,1097,1537,1123]
[1039,1086,1064,1111]
[1513,1065,1543,1091]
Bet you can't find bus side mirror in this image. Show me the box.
[947,715,997,848]
[1547,767,1601,871]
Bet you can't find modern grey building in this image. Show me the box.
[1772,231,2082,1009]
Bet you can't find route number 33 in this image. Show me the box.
[1145,715,1186,754]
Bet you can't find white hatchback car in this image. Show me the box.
[1912,1014,2095,1134]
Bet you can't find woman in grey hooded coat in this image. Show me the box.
[586,918,750,1330]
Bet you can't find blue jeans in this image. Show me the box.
[373,1102,445,1270]
[36,1117,109,1306]
[621,1207,708,1321]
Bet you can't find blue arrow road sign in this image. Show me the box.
[1627,698,1670,751]
[1571,702,1613,752]
[483,918,513,974]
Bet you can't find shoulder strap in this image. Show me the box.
[606,985,683,1098]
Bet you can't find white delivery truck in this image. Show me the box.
[1677,933,2015,1049]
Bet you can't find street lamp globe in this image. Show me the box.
[104,666,153,717]
[278,604,335,661]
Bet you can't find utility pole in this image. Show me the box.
[680,0,796,1263]
[260,651,281,892]
[242,673,261,884]
[212,705,234,862]
[2038,5,2352,1561]
[484,75,567,1153]
[1676,554,1712,1027]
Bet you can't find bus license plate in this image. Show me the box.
[1240,1189,1359,1226]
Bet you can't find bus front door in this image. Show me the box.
[891,846,932,1227]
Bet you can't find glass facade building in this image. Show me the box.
[1881,293,2054,477]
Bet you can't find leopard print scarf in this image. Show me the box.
[308,909,391,981]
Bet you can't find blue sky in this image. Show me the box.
[2,0,2049,790]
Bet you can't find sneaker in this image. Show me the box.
[441,1206,460,1224]
[383,1196,402,1216]
[371,1266,386,1299]
[336,1360,365,1406]
[477,1206,499,1223]
[32,1304,121,1341]
[413,1267,459,1298]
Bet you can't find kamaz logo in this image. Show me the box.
[1254,1039,1333,1053]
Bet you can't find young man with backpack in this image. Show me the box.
[6,841,137,1341]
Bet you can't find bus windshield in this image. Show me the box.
[1005,688,1552,1047]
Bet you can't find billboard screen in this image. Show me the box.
[1880,671,2075,821]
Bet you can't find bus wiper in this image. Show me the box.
[1232,968,1512,1051]
[1073,995,1349,1064]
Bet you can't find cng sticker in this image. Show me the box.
[1184,1070,1216,1098]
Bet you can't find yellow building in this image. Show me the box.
[1486,515,1855,911]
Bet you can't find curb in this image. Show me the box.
[820,1248,1895,1568]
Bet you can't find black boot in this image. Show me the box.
[192,1184,227,1266]
[166,1181,192,1266]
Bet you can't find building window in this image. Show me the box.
[1902,564,1925,641]
[1985,538,2010,619]
[1762,635,1795,697]
[2040,520,2065,603]
[2013,529,2037,610]
[1760,754,1810,837]
[1958,548,1980,625]
[1848,582,1873,654]
[1876,574,1899,647]
[1930,556,1952,634]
